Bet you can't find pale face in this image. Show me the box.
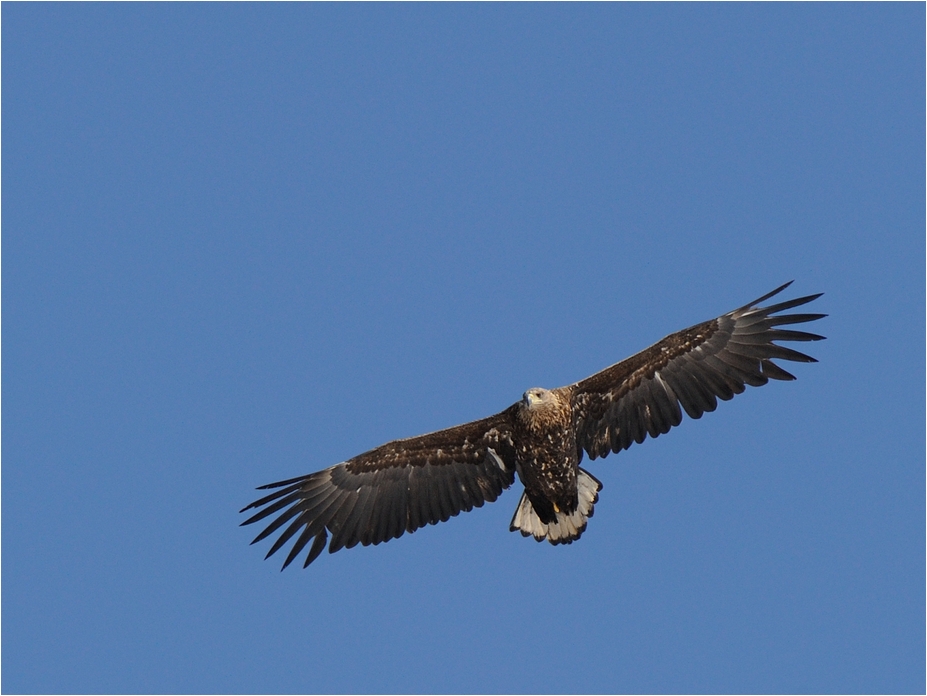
[522,387,554,409]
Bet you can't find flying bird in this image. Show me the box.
[241,282,825,569]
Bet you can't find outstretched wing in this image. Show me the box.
[240,408,518,570]
[571,282,826,460]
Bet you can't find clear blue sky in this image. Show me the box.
[3,4,923,694]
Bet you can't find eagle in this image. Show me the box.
[241,282,825,570]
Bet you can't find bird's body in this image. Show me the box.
[513,388,580,522]
[242,282,825,569]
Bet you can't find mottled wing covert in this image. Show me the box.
[240,408,518,569]
[571,282,826,460]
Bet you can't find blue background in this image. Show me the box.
[4,4,924,694]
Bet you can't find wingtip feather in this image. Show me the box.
[737,281,793,311]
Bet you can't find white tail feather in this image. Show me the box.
[509,468,602,545]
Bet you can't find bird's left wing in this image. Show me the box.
[569,282,826,461]
[240,408,518,569]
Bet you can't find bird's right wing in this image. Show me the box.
[240,407,519,569]
[570,282,826,461]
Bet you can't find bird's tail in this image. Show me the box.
[509,468,602,545]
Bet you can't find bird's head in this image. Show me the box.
[522,387,554,410]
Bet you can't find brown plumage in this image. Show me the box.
[241,282,825,569]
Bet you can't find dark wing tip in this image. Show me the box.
[760,293,824,316]
[303,532,329,568]
[240,476,313,517]
[738,282,827,317]
[737,281,794,310]
[255,474,309,490]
